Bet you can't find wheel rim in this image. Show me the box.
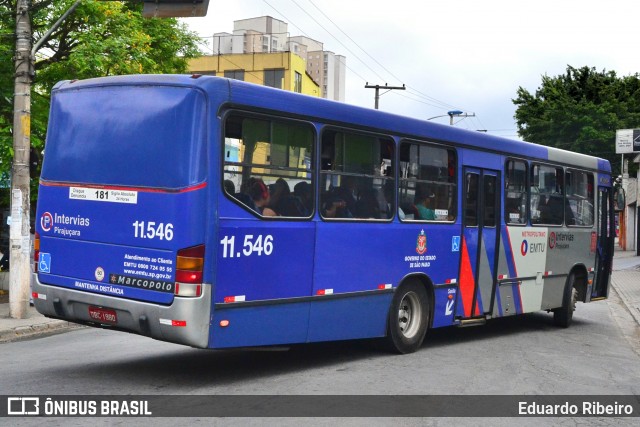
[397,291,422,339]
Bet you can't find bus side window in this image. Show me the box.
[222,114,315,218]
[399,141,456,222]
[320,129,394,221]
[505,159,527,225]
[565,169,594,226]
[531,164,564,226]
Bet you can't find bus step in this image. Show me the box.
[458,318,487,327]
[590,297,607,301]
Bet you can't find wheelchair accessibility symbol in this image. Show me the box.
[452,236,461,252]
[39,253,51,273]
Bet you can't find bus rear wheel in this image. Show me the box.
[386,281,429,354]
[553,273,578,327]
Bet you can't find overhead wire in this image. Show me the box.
[292,0,480,117]
[206,0,515,134]
[261,0,373,84]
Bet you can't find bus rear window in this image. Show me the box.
[42,86,207,189]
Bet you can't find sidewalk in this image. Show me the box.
[1,249,639,343]
[611,248,640,326]
[0,291,81,343]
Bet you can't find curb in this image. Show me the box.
[0,319,83,343]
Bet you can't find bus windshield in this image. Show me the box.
[41,85,207,189]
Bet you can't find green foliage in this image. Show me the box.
[513,66,640,176]
[0,0,203,203]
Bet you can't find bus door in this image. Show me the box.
[457,168,501,318]
[592,186,613,299]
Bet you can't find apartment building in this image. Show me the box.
[192,16,346,101]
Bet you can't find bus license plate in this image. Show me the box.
[88,306,118,324]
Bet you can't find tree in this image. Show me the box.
[513,65,640,176]
[0,0,202,190]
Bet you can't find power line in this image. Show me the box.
[260,0,373,85]
[214,1,479,124]
[302,0,468,112]
[265,0,386,83]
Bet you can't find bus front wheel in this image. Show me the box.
[553,273,577,327]
[386,281,429,354]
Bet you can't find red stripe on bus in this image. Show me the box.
[39,181,207,194]
[459,237,475,318]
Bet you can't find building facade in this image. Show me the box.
[197,16,346,101]
[188,51,320,97]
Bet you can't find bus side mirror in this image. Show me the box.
[613,187,625,212]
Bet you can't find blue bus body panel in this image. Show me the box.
[215,219,316,302]
[37,186,207,304]
[211,303,311,348]
[43,82,208,189]
[37,77,211,305]
[307,294,392,342]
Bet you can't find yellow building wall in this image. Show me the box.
[188,52,320,97]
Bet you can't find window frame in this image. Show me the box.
[264,68,285,89]
[565,168,595,228]
[504,158,529,226]
[398,139,457,224]
[224,69,245,81]
[530,162,565,227]
[319,126,396,222]
[221,110,316,220]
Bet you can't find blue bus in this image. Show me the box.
[33,75,614,354]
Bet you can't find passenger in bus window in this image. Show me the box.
[268,178,291,215]
[356,188,380,218]
[294,181,313,216]
[539,194,563,224]
[321,193,347,218]
[234,178,258,212]
[415,188,436,220]
[382,181,396,219]
[248,178,277,216]
[334,176,357,217]
[223,179,236,195]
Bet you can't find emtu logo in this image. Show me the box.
[520,240,528,256]
[41,212,53,232]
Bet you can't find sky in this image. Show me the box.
[182,0,640,140]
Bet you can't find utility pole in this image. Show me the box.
[448,111,475,125]
[364,82,405,109]
[10,0,33,319]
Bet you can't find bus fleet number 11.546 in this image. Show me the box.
[220,235,274,258]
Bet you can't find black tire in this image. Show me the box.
[553,273,578,327]
[386,281,430,354]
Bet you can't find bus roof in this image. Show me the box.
[53,74,611,174]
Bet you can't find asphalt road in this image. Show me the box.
[1,284,639,426]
